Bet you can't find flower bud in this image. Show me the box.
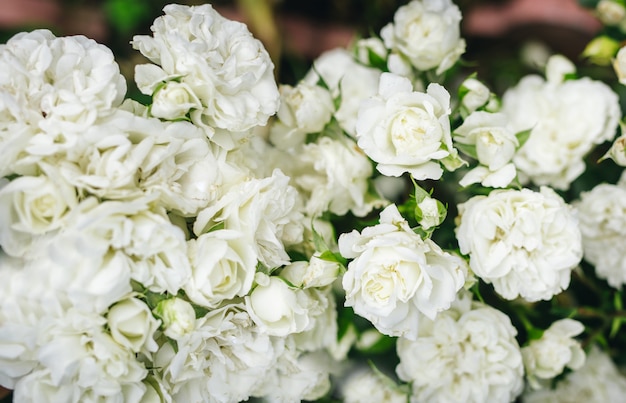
[153,297,196,340]
[107,297,160,353]
[597,0,626,26]
[582,36,621,66]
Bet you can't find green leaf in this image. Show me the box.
[454,142,478,160]
[515,128,532,150]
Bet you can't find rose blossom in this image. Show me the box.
[287,136,383,218]
[356,72,463,180]
[184,229,257,308]
[522,319,585,389]
[0,29,126,173]
[154,303,281,402]
[523,345,626,403]
[501,55,620,190]
[132,4,279,149]
[455,187,583,301]
[396,292,524,403]
[453,111,519,188]
[340,365,408,403]
[574,181,626,288]
[245,273,312,337]
[106,297,160,353]
[380,0,466,75]
[194,169,303,269]
[0,172,77,257]
[303,48,381,137]
[339,204,465,339]
[269,81,334,149]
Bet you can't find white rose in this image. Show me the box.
[396,294,524,403]
[303,48,381,137]
[150,80,202,120]
[380,0,466,74]
[194,169,303,269]
[502,58,620,190]
[107,297,160,353]
[132,4,279,148]
[17,309,147,402]
[0,173,77,257]
[523,345,626,403]
[184,229,257,308]
[522,319,586,389]
[153,297,197,340]
[456,187,583,301]
[280,255,341,289]
[454,111,519,188]
[245,274,311,336]
[455,111,518,170]
[458,77,495,116]
[289,136,382,218]
[269,82,334,149]
[277,81,335,133]
[356,72,462,179]
[575,182,626,288]
[339,204,465,339]
[340,366,408,403]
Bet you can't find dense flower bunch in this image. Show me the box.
[2,0,626,402]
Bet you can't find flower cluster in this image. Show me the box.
[3,0,626,402]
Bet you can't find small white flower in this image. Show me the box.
[150,80,202,120]
[184,229,257,308]
[502,55,620,190]
[269,81,334,149]
[288,136,382,218]
[454,111,519,188]
[575,182,626,288]
[523,345,626,403]
[303,48,381,137]
[340,365,408,403]
[0,172,77,257]
[245,274,311,337]
[280,255,341,289]
[396,292,524,403]
[357,72,463,180]
[456,187,583,301]
[522,319,586,389]
[380,0,466,74]
[107,297,160,353]
[339,204,465,339]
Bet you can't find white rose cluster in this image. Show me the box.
[0,5,343,401]
[381,0,466,75]
[339,204,466,339]
[396,292,524,403]
[575,180,626,288]
[132,4,280,149]
[0,29,126,176]
[456,187,583,301]
[501,55,620,190]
